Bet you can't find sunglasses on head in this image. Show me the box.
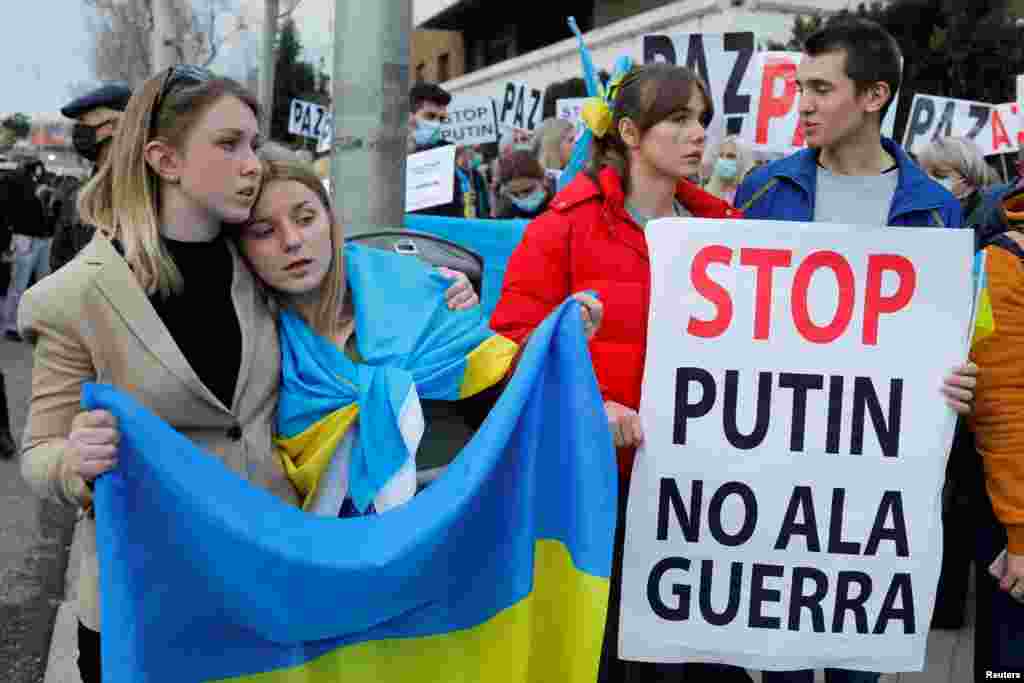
[149,64,215,135]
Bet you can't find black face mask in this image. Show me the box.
[72,121,114,163]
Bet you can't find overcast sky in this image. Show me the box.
[0,0,335,119]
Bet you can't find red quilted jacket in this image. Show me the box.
[491,167,742,480]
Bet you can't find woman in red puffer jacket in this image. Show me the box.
[491,63,749,683]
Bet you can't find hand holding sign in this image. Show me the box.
[622,218,974,672]
[606,401,644,449]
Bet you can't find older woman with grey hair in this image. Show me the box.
[704,135,753,204]
[917,136,1003,231]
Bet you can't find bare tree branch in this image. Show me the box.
[82,0,247,86]
[278,0,304,20]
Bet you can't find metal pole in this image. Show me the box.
[151,0,178,72]
[1001,153,1011,184]
[260,0,280,135]
[330,0,412,236]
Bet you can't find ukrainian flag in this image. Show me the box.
[84,295,616,682]
[972,250,995,348]
[274,243,520,514]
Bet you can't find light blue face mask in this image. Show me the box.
[414,119,443,147]
[510,188,547,214]
[715,157,739,180]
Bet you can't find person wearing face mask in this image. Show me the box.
[917,136,1007,246]
[494,150,551,219]
[408,82,451,153]
[50,84,132,273]
[408,83,488,219]
[704,135,751,204]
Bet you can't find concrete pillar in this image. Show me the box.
[329,0,412,235]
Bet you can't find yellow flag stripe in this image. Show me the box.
[460,335,518,399]
[215,539,609,683]
[275,405,359,510]
[972,287,995,348]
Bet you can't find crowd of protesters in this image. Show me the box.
[1,13,1021,683]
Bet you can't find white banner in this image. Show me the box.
[620,219,973,672]
[641,32,760,148]
[745,52,898,155]
[497,81,543,131]
[440,96,499,146]
[405,145,455,212]
[288,98,333,151]
[903,94,1023,157]
[640,38,901,155]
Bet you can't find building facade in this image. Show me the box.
[412,29,467,84]
[414,0,851,101]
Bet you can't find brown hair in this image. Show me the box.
[243,158,348,339]
[78,69,260,298]
[498,150,545,186]
[587,64,712,191]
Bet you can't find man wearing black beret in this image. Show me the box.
[49,83,131,273]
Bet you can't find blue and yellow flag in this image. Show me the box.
[275,243,518,512]
[84,296,616,683]
[972,250,995,348]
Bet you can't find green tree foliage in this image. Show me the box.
[777,1,1024,141]
[2,113,31,140]
[270,18,330,146]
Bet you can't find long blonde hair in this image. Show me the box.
[78,69,260,299]
[244,158,348,339]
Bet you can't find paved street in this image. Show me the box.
[0,337,75,682]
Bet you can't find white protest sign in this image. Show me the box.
[746,52,898,155]
[557,97,588,142]
[903,94,1023,157]
[405,144,455,212]
[556,97,586,123]
[642,32,759,146]
[996,102,1024,152]
[498,81,543,131]
[289,98,333,150]
[440,96,499,146]
[621,219,973,672]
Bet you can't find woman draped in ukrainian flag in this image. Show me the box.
[233,158,603,517]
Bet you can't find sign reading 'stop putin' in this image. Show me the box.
[621,218,973,673]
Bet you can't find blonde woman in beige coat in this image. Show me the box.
[19,66,479,683]
[18,67,295,683]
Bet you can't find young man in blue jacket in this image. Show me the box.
[735,19,961,230]
[734,17,966,683]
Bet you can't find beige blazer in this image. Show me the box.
[18,236,299,631]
